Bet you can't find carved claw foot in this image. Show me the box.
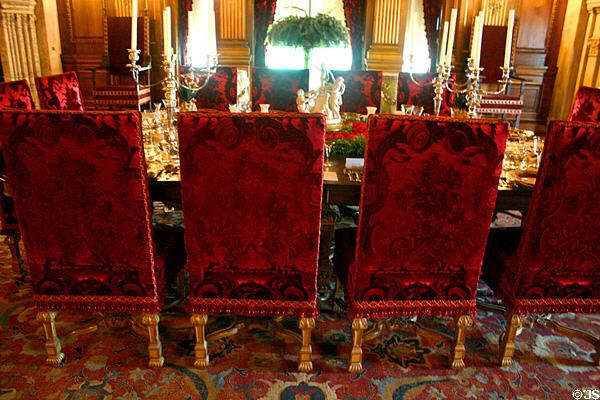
[141,314,164,368]
[37,312,65,367]
[298,318,315,372]
[348,318,367,373]
[499,314,523,367]
[451,315,473,369]
[191,314,209,369]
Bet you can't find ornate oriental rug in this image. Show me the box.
[0,238,598,399]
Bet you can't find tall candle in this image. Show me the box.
[474,12,484,69]
[470,15,479,62]
[439,21,449,65]
[163,7,172,59]
[445,8,457,66]
[504,9,515,68]
[130,0,137,50]
[188,10,193,64]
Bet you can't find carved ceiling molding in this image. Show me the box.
[0,0,36,14]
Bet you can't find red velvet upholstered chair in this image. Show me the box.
[482,120,600,366]
[333,115,509,372]
[0,79,34,276]
[568,86,600,122]
[0,110,181,367]
[396,72,456,116]
[0,79,35,109]
[252,68,309,111]
[331,70,382,114]
[35,71,84,111]
[180,66,237,111]
[178,111,325,372]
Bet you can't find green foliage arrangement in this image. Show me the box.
[266,13,350,53]
[330,136,366,158]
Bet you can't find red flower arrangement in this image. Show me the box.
[326,120,367,140]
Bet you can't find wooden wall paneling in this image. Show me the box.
[56,0,105,107]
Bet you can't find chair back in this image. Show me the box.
[479,25,509,84]
[510,120,600,312]
[0,110,162,313]
[180,66,237,111]
[568,86,600,122]
[0,80,35,110]
[252,68,309,112]
[349,115,509,318]
[106,16,150,75]
[35,72,84,111]
[330,70,382,114]
[178,111,325,317]
[397,73,456,116]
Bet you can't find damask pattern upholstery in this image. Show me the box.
[397,73,456,116]
[0,80,34,237]
[568,86,600,122]
[331,70,382,114]
[35,72,85,111]
[0,80,35,110]
[184,66,237,111]
[252,68,309,112]
[483,120,600,315]
[334,115,509,319]
[178,112,325,317]
[0,110,170,313]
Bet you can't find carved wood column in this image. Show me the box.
[214,0,252,74]
[364,0,408,73]
[0,0,42,98]
[576,0,600,88]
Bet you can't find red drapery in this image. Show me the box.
[422,0,443,72]
[179,0,194,64]
[254,0,277,68]
[343,0,366,70]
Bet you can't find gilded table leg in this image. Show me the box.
[298,317,315,372]
[5,234,21,277]
[141,314,164,368]
[349,318,368,373]
[36,312,65,367]
[451,315,473,369]
[191,314,209,368]
[499,313,523,367]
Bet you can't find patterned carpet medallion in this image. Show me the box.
[1,235,599,399]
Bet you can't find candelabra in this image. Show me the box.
[446,59,512,118]
[127,48,218,151]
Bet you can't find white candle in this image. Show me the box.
[439,21,449,65]
[130,0,137,50]
[163,7,172,59]
[470,15,479,62]
[504,9,515,68]
[208,0,217,56]
[474,12,484,69]
[411,11,417,61]
[187,10,193,64]
[445,8,457,66]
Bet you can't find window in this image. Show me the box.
[188,0,217,68]
[265,0,352,89]
[403,0,431,73]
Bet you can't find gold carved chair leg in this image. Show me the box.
[349,318,368,373]
[499,313,523,367]
[36,312,65,366]
[141,314,164,368]
[5,233,22,277]
[451,315,473,369]
[191,314,209,368]
[298,317,315,372]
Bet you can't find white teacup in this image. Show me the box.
[259,104,270,112]
[366,106,377,115]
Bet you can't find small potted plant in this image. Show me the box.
[266,12,350,69]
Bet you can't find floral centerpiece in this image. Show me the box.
[327,117,367,158]
[265,13,350,69]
